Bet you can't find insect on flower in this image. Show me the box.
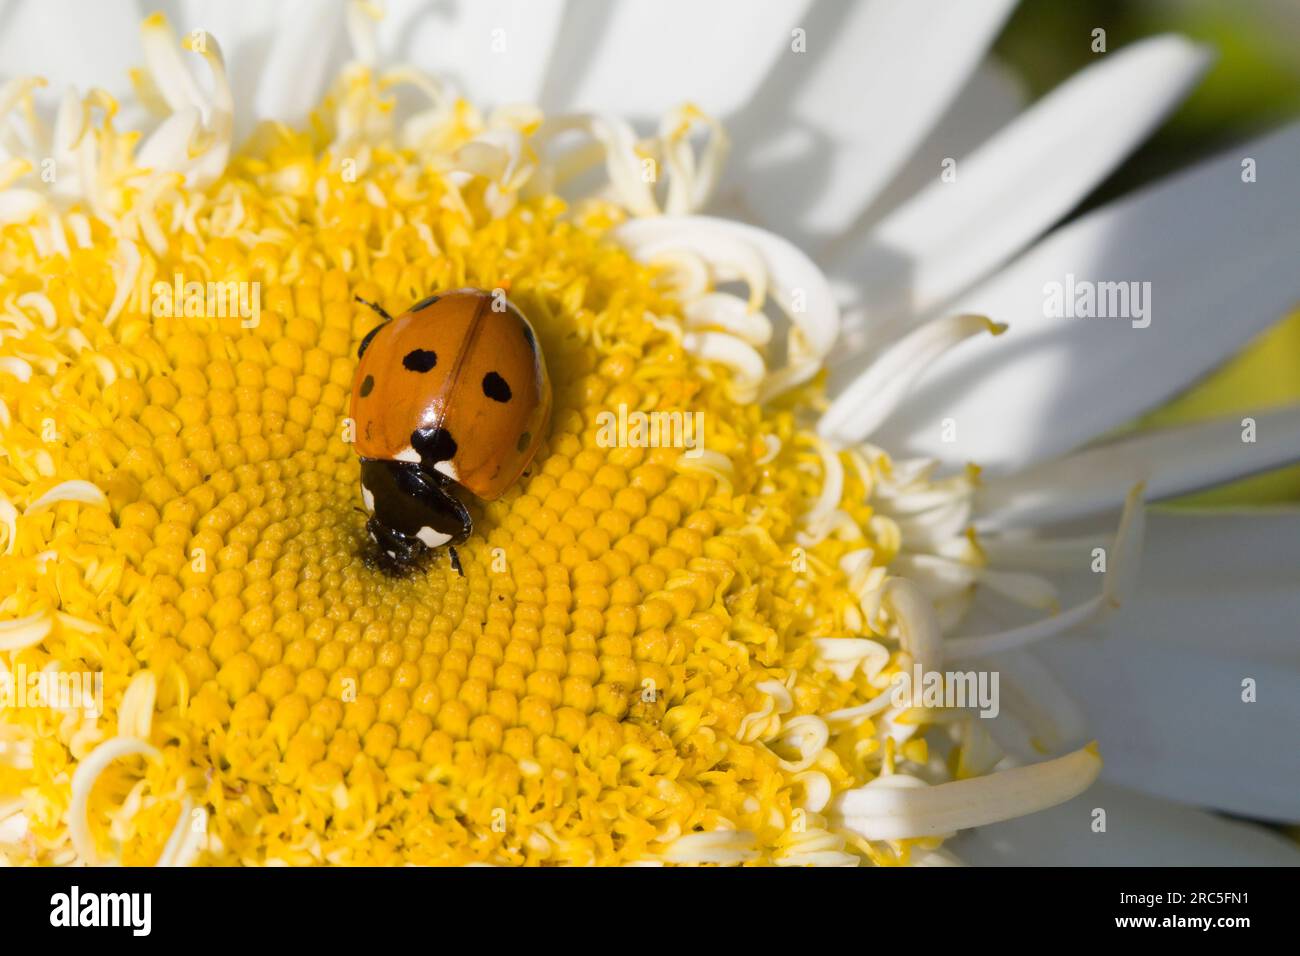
[349,289,552,573]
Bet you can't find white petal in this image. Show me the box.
[159,1,278,142]
[1138,508,1300,593]
[974,504,1292,584]
[0,190,45,225]
[827,36,1210,326]
[135,106,204,171]
[254,0,348,125]
[820,313,1005,444]
[539,0,807,117]
[1036,608,1300,822]
[374,0,566,109]
[872,122,1300,472]
[969,510,1300,821]
[952,782,1300,865]
[840,59,1026,235]
[1117,569,1300,666]
[974,405,1300,529]
[140,10,208,114]
[973,648,1088,758]
[733,0,1016,249]
[947,483,1145,657]
[0,0,139,97]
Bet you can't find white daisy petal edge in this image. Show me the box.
[734,0,1017,249]
[974,404,1300,528]
[377,0,566,110]
[254,0,349,126]
[1035,510,1300,821]
[839,61,1028,237]
[819,313,1007,445]
[951,781,1300,866]
[1039,628,1299,823]
[538,0,805,118]
[1137,508,1300,602]
[826,34,1212,337]
[872,122,1300,471]
[0,0,139,97]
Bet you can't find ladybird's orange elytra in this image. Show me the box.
[350,288,552,502]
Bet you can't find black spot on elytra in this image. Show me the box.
[403,349,438,372]
[412,294,440,311]
[516,431,531,453]
[357,324,383,358]
[411,425,457,463]
[359,374,375,397]
[482,371,512,403]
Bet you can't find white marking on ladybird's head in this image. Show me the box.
[361,485,375,513]
[433,460,458,481]
[385,549,397,559]
[393,446,421,464]
[416,526,453,548]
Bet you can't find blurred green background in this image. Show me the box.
[996,0,1300,505]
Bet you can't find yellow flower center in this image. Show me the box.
[0,48,937,868]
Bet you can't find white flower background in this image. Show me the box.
[1,0,1297,865]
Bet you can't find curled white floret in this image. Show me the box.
[943,484,1144,659]
[0,611,53,651]
[68,736,161,865]
[24,479,109,514]
[616,216,838,402]
[659,829,759,864]
[820,313,1006,446]
[832,744,1102,840]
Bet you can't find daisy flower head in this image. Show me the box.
[0,0,1298,868]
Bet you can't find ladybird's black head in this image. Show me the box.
[357,458,471,572]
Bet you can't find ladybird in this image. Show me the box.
[349,288,552,570]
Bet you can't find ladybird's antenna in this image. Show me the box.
[354,296,393,322]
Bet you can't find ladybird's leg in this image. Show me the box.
[354,296,393,322]
[365,515,425,565]
[448,547,463,577]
